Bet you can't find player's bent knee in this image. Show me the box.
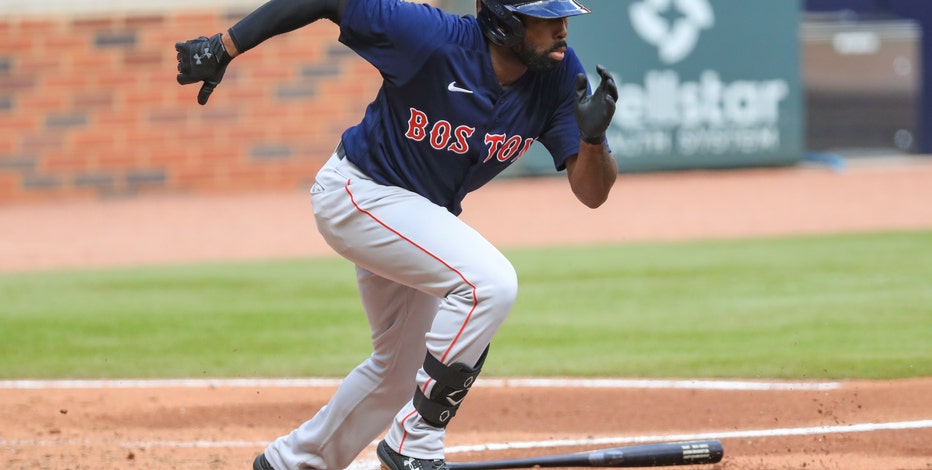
[477,264,519,312]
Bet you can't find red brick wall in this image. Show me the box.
[0,9,383,204]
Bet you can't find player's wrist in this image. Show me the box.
[221,31,240,58]
[580,133,605,145]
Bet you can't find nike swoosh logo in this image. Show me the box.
[447,81,473,94]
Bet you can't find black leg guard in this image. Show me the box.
[412,346,489,428]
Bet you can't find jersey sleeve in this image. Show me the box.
[537,51,587,172]
[338,0,461,86]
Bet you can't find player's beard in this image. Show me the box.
[513,40,567,73]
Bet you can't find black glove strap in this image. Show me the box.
[581,134,605,145]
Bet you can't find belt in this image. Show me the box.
[335,141,346,160]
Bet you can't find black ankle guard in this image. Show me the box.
[413,347,489,428]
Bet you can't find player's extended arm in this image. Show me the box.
[175,0,349,105]
[566,65,618,208]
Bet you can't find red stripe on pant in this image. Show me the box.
[345,179,479,454]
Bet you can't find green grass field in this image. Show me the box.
[1,230,929,380]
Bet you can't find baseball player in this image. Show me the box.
[175,0,617,468]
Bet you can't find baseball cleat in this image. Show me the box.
[253,452,275,470]
[377,440,448,470]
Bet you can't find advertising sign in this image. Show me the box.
[515,0,804,174]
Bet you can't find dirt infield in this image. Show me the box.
[2,158,931,469]
[1,378,931,469]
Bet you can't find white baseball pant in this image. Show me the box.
[264,147,517,469]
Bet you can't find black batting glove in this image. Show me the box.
[175,33,232,105]
[574,64,618,145]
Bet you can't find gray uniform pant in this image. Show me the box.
[264,149,517,469]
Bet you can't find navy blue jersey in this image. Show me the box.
[338,0,586,215]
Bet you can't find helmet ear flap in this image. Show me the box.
[478,0,525,47]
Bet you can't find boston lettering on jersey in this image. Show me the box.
[404,108,536,163]
[337,0,585,214]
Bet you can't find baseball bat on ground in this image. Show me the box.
[446,440,723,469]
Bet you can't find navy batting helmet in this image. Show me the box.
[478,0,591,47]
